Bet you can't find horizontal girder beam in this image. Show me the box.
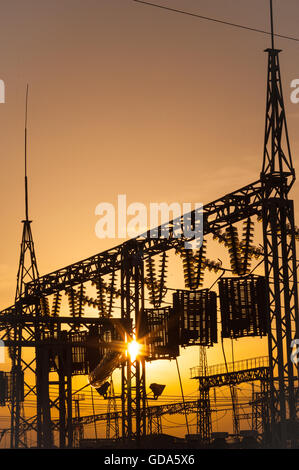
[195,367,270,390]
[17,180,262,301]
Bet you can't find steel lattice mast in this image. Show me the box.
[106,377,120,439]
[260,0,299,448]
[197,347,212,442]
[10,85,40,448]
[0,1,298,449]
[121,242,147,441]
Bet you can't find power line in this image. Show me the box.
[91,387,98,439]
[175,357,190,435]
[132,0,299,43]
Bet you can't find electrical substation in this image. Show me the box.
[0,1,298,449]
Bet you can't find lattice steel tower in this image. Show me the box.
[10,86,40,448]
[261,0,299,447]
[196,347,211,442]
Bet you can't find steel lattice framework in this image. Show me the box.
[0,2,298,449]
[261,46,299,447]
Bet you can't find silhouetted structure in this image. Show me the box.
[0,0,298,449]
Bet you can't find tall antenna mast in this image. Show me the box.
[260,0,299,449]
[11,85,40,449]
[15,85,39,301]
[24,84,29,222]
[270,0,275,49]
[261,0,294,179]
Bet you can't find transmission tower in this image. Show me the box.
[147,407,163,435]
[231,386,240,436]
[121,242,146,441]
[73,394,84,447]
[197,347,211,442]
[261,0,299,447]
[106,377,120,439]
[10,86,40,448]
[0,0,298,451]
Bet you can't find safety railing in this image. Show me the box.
[190,355,269,379]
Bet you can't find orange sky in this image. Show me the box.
[0,0,298,442]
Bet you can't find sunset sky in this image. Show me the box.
[0,0,298,443]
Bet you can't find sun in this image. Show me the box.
[127,339,141,363]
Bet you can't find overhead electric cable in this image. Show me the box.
[132,0,299,43]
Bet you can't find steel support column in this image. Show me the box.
[196,390,211,442]
[121,243,146,441]
[262,196,299,447]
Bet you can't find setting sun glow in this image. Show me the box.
[127,339,141,363]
